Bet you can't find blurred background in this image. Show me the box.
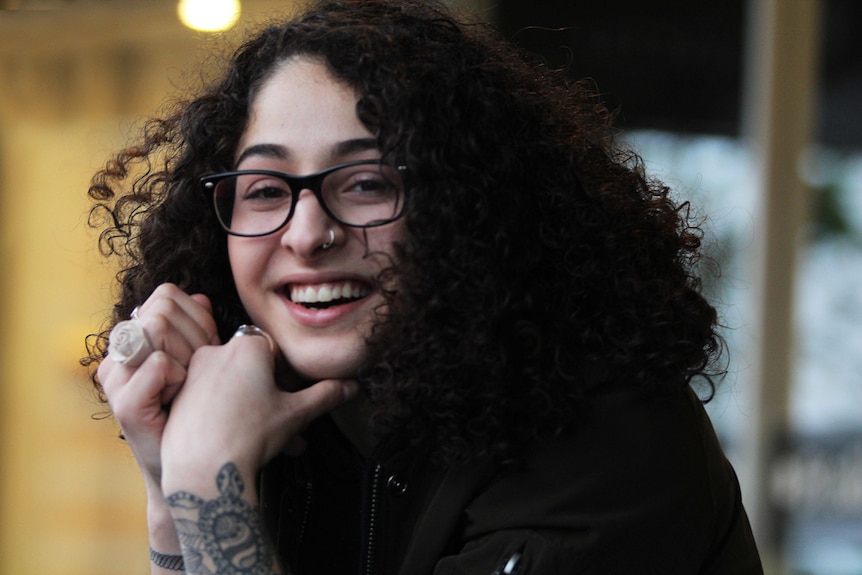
[0,0,859,573]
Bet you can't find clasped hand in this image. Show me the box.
[98,283,357,496]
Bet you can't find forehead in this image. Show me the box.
[238,57,370,163]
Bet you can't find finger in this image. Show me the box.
[115,352,187,405]
[133,293,219,367]
[189,292,213,312]
[145,296,216,350]
[229,326,277,366]
[281,379,360,430]
[137,312,195,366]
[138,284,219,346]
[155,361,189,405]
[97,355,118,387]
[189,294,221,344]
[105,352,187,429]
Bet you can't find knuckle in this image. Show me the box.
[147,350,172,368]
[141,314,171,347]
[151,282,180,299]
[106,393,135,423]
[99,365,129,399]
[148,296,183,320]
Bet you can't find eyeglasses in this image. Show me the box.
[202,160,407,237]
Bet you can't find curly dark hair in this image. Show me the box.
[84,0,723,464]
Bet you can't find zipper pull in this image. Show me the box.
[492,551,522,575]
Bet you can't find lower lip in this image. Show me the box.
[282,293,372,327]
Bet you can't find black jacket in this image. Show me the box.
[260,387,763,574]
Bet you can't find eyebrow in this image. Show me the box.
[235,138,380,168]
[235,143,286,167]
[332,137,379,158]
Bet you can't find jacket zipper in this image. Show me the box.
[364,463,382,575]
[297,480,313,547]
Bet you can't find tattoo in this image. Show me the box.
[167,463,283,575]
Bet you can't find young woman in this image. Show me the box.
[85,1,763,573]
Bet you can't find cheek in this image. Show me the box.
[228,237,268,297]
[366,220,406,255]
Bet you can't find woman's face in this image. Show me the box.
[228,57,405,381]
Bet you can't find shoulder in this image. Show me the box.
[466,387,719,524]
[453,387,762,573]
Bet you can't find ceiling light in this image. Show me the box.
[177,0,241,32]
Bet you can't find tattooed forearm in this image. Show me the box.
[166,463,283,575]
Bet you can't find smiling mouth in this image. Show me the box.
[288,280,372,309]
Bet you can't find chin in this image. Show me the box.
[288,355,362,382]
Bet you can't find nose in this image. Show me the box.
[279,188,336,258]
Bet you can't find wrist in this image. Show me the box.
[143,475,182,555]
[161,462,277,572]
[161,451,260,500]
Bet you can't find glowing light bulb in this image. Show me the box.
[178,0,241,32]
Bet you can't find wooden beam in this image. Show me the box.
[740,0,821,571]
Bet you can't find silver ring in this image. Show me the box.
[233,324,275,354]
[321,229,335,250]
[108,320,154,367]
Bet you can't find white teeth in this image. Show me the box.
[303,286,318,303]
[290,281,369,304]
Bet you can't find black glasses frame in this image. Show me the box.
[202,159,408,237]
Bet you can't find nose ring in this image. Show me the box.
[321,229,335,250]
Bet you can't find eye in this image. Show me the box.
[246,185,289,200]
[331,168,400,201]
[237,176,292,202]
[347,173,389,194]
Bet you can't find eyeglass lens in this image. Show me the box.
[213,163,404,235]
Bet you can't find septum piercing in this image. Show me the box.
[321,229,335,250]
